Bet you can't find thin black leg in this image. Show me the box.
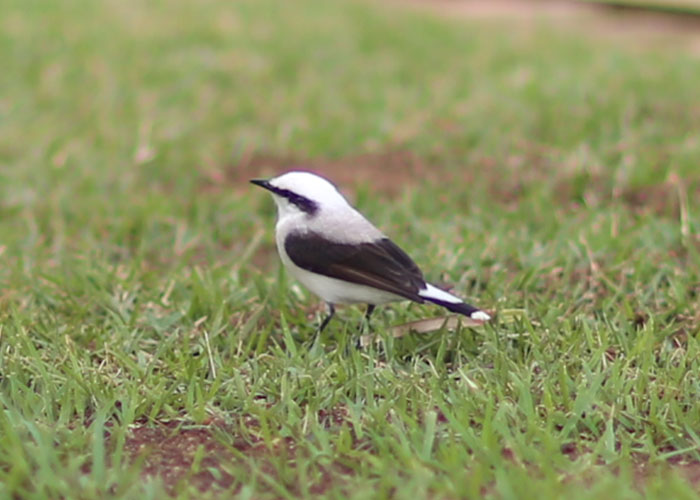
[364,304,376,324]
[355,304,376,350]
[318,303,335,333]
[356,304,375,333]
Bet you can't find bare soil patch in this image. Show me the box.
[120,412,700,496]
[398,0,700,55]
[120,412,355,496]
[204,149,697,220]
[123,421,236,493]
[200,150,439,197]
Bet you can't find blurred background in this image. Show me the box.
[1,0,699,496]
[1,0,698,263]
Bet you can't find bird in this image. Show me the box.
[251,171,491,335]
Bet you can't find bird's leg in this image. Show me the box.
[355,304,376,349]
[312,303,335,349]
[363,304,375,330]
[318,303,335,332]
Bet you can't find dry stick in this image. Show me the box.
[204,330,216,379]
[359,315,487,347]
[670,172,690,246]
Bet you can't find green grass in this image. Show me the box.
[1,0,700,497]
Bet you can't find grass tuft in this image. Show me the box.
[1,0,699,496]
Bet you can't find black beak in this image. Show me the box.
[250,179,273,191]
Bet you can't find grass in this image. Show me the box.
[1,0,699,497]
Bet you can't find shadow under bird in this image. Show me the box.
[251,171,491,334]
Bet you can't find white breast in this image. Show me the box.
[272,196,401,304]
[274,219,400,305]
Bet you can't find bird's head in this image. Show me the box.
[250,171,348,218]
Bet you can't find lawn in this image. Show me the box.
[1,0,699,497]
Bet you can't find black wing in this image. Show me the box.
[284,231,426,302]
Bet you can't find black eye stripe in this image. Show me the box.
[271,187,318,215]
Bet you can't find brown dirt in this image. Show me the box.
[200,150,441,197]
[117,409,700,496]
[212,147,697,219]
[122,421,236,493]
[397,0,700,55]
[120,413,356,496]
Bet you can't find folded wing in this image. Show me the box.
[284,231,426,302]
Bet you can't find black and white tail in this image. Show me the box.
[418,283,491,322]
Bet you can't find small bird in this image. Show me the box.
[251,171,491,334]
